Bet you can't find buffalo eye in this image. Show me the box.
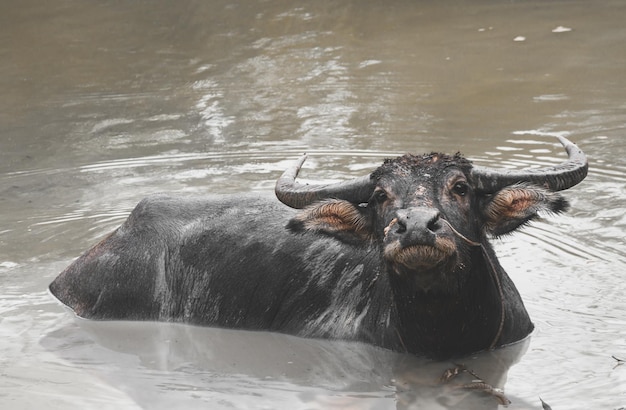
[372,189,388,203]
[452,181,469,197]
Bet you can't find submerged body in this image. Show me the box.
[50,193,531,358]
[50,136,587,359]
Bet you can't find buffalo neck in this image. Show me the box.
[385,246,517,359]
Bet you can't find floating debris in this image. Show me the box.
[439,364,510,405]
[533,94,569,102]
[461,382,510,406]
[439,364,463,383]
[552,26,572,33]
[540,397,553,410]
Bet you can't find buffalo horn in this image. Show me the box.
[275,154,375,209]
[470,136,588,193]
[276,136,587,208]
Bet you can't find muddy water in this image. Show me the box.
[1,1,625,409]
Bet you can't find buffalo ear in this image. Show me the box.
[482,184,569,236]
[287,199,373,243]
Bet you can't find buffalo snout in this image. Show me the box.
[389,208,442,248]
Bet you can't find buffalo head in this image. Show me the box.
[276,136,587,293]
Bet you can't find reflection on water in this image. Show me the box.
[1,0,626,409]
[41,319,532,409]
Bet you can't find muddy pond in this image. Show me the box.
[1,1,625,409]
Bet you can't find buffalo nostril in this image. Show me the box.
[396,220,407,234]
[427,213,441,232]
[384,218,405,238]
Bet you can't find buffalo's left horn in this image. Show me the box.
[275,154,375,209]
[470,135,588,193]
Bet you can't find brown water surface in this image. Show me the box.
[1,1,625,409]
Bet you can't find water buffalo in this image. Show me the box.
[49,136,587,359]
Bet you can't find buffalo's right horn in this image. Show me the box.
[275,154,375,209]
[470,135,588,193]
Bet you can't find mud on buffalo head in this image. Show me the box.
[276,136,587,293]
